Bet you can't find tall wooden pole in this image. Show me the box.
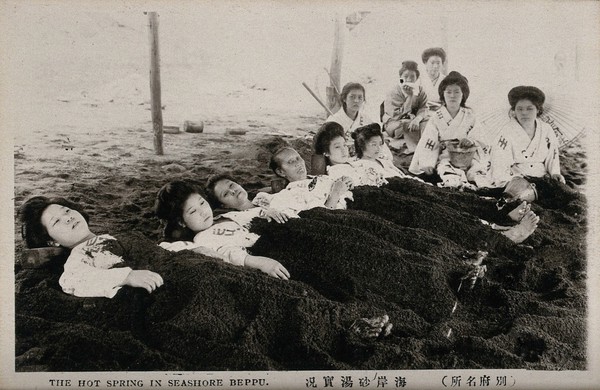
[441,15,449,74]
[148,12,164,155]
[326,16,344,115]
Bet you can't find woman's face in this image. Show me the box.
[41,204,91,248]
[514,99,538,125]
[326,136,350,165]
[343,88,365,114]
[181,193,214,232]
[443,84,463,108]
[425,55,443,79]
[213,179,249,210]
[275,148,307,182]
[362,135,383,160]
[400,70,418,83]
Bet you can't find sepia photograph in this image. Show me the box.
[2,0,599,388]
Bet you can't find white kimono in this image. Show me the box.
[326,108,393,161]
[327,160,388,188]
[419,73,445,106]
[489,117,561,187]
[267,175,350,212]
[59,234,132,298]
[409,106,490,187]
[160,219,260,266]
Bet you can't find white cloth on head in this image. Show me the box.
[489,117,561,187]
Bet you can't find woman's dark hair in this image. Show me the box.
[508,86,545,116]
[398,60,420,80]
[352,123,384,158]
[421,47,447,64]
[155,180,205,241]
[314,122,346,165]
[438,71,470,107]
[269,146,296,177]
[205,173,237,208]
[339,82,366,112]
[19,196,90,248]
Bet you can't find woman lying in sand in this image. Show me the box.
[20,196,165,298]
[269,145,539,246]
[316,122,534,226]
[155,180,290,280]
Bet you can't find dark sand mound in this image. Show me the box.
[14,135,587,371]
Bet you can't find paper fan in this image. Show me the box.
[478,91,589,150]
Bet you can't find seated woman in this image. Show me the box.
[420,47,447,109]
[315,122,534,225]
[155,180,290,280]
[269,145,540,246]
[312,82,392,174]
[489,86,565,187]
[409,71,491,189]
[382,60,429,154]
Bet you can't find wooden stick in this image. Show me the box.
[148,12,164,155]
[302,82,334,116]
[326,16,344,114]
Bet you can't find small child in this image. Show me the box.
[155,181,290,280]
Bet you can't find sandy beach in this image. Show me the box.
[3,1,600,388]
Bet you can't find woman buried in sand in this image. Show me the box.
[155,180,290,280]
[19,196,165,298]
[269,145,539,246]
[408,71,491,189]
[316,122,535,227]
[489,86,565,187]
[312,82,392,174]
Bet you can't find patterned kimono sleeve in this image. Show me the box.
[544,126,562,176]
[59,251,132,298]
[489,130,514,187]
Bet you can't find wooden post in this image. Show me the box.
[326,16,344,115]
[148,12,164,155]
[441,15,449,74]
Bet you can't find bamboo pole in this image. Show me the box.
[326,16,344,115]
[302,82,334,116]
[148,12,164,155]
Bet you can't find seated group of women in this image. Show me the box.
[319,47,565,191]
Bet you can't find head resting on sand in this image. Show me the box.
[20,196,91,249]
[206,174,250,210]
[352,123,384,159]
[438,71,470,107]
[314,122,348,166]
[155,180,213,241]
[508,86,545,116]
[269,147,307,182]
